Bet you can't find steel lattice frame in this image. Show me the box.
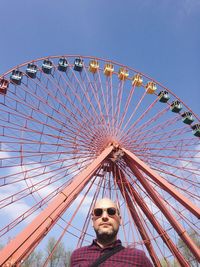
[0,55,199,266]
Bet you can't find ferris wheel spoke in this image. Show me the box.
[133,107,175,138]
[116,167,190,266]
[81,67,108,127]
[137,151,199,165]
[130,138,199,154]
[115,167,155,252]
[62,67,102,126]
[0,55,199,266]
[0,167,74,209]
[1,91,83,138]
[119,162,198,231]
[106,76,116,134]
[0,178,74,238]
[146,156,199,179]
[95,69,109,118]
[142,161,199,182]
[121,106,170,143]
[0,159,70,187]
[119,94,158,139]
[42,176,99,266]
[113,81,126,132]
[1,93,101,151]
[95,70,112,132]
[120,90,148,137]
[117,84,136,131]
[111,175,130,245]
[132,126,192,148]
[148,164,199,186]
[25,70,101,138]
[125,113,180,143]
[76,177,103,248]
[79,67,104,120]
[29,76,98,136]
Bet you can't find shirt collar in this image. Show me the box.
[92,239,122,249]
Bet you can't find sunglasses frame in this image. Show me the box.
[92,207,119,217]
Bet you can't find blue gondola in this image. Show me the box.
[170,100,182,113]
[192,124,200,137]
[26,63,37,78]
[74,58,83,72]
[42,60,53,74]
[158,91,170,103]
[58,58,68,72]
[181,112,194,125]
[10,70,23,85]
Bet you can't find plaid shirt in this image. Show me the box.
[70,240,153,267]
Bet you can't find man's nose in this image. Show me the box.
[101,210,109,220]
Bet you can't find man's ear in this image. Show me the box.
[119,215,122,226]
[91,216,94,227]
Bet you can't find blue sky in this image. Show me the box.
[0,0,200,115]
[0,0,200,257]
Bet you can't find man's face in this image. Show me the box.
[92,199,121,242]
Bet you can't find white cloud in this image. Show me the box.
[73,192,95,215]
[182,0,200,15]
[0,150,9,159]
[0,197,31,221]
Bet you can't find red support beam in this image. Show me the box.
[122,149,200,262]
[119,168,190,266]
[114,167,161,267]
[122,147,200,219]
[0,145,114,267]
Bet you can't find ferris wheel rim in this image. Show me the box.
[0,54,199,266]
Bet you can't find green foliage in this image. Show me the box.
[160,257,179,267]
[46,237,68,267]
[21,251,43,267]
[178,229,200,267]
[20,237,71,267]
[159,229,199,267]
[63,251,72,267]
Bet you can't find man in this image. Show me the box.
[70,198,153,266]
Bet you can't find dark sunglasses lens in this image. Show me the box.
[107,208,116,216]
[93,208,117,217]
[94,208,103,216]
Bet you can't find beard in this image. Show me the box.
[94,227,118,244]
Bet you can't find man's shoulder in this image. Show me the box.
[124,246,145,254]
[70,243,98,266]
[124,246,148,257]
[121,247,153,266]
[71,244,92,256]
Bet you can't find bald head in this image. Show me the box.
[92,198,121,246]
[94,198,119,213]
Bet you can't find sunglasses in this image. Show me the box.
[93,207,118,217]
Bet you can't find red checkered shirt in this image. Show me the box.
[70,239,153,267]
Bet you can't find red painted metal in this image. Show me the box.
[76,174,103,248]
[0,55,199,266]
[118,167,190,266]
[114,166,161,267]
[0,145,113,266]
[122,147,200,219]
[122,149,200,262]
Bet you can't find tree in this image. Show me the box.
[160,257,179,267]
[21,250,43,267]
[46,237,66,267]
[1,238,71,267]
[178,229,200,267]
[63,250,72,267]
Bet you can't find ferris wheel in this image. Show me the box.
[0,55,199,266]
